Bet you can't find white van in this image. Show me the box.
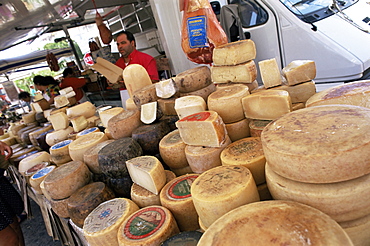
[219,0,370,83]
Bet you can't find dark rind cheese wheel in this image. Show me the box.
[108,176,133,198]
[132,121,171,155]
[174,66,212,93]
[132,84,159,108]
[92,172,111,184]
[162,231,203,246]
[159,115,179,132]
[98,138,143,178]
[67,182,115,228]
[36,129,54,151]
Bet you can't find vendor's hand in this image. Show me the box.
[0,141,12,160]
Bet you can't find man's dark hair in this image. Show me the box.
[115,30,136,43]
[33,75,45,86]
[63,67,74,78]
[34,75,59,86]
[18,91,30,100]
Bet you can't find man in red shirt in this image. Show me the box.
[60,68,88,103]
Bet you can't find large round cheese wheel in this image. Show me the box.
[50,196,70,218]
[339,212,370,246]
[43,160,91,200]
[160,174,200,231]
[191,166,259,228]
[225,118,250,142]
[197,200,354,246]
[261,104,370,183]
[18,151,51,175]
[29,165,56,194]
[67,182,115,228]
[174,66,212,93]
[99,107,125,127]
[50,139,73,166]
[107,110,142,139]
[66,101,96,119]
[68,132,108,162]
[83,198,139,246]
[45,126,74,146]
[159,129,189,169]
[266,162,370,222]
[117,206,179,246]
[84,140,115,174]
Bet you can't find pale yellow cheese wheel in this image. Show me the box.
[18,151,51,175]
[130,183,161,208]
[340,212,370,246]
[159,129,189,169]
[225,118,250,142]
[68,132,108,162]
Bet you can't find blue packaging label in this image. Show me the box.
[187,15,207,48]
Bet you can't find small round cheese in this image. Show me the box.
[159,129,189,169]
[29,165,56,194]
[225,118,250,142]
[50,139,73,166]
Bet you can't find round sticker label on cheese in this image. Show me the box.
[181,112,210,122]
[168,175,198,200]
[124,207,166,240]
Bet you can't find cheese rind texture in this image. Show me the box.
[212,39,256,66]
[107,110,142,139]
[68,132,108,162]
[282,60,316,85]
[211,60,257,83]
[159,129,189,169]
[261,104,370,183]
[258,58,283,88]
[225,118,250,141]
[174,95,207,120]
[99,107,125,127]
[174,66,212,93]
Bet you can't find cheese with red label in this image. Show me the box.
[212,39,256,66]
[211,60,257,83]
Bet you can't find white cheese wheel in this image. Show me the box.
[107,110,142,139]
[191,166,260,228]
[174,95,207,120]
[225,118,250,142]
[66,101,96,119]
[211,60,257,83]
[49,139,73,165]
[159,129,189,169]
[130,183,161,208]
[174,66,212,93]
[123,64,152,97]
[83,140,115,174]
[265,162,370,222]
[261,104,370,183]
[197,200,353,246]
[68,132,108,162]
[83,198,139,246]
[212,39,256,66]
[18,151,51,175]
[282,60,316,85]
[29,165,56,194]
[99,107,125,127]
[340,213,370,246]
[45,126,74,146]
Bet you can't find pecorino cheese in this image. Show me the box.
[68,132,108,162]
[107,110,142,139]
[45,126,74,146]
[66,101,96,119]
[174,66,212,93]
[249,119,272,137]
[29,165,56,194]
[258,58,283,88]
[159,129,189,169]
[211,60,257,83]
[212,39,256,66]
[197,200,353,246]
[70,115,88,133]
[176,111,227,148]
[18,151,51,175]
[174,95,207,120]
[261,104,370,183]
[84,140,115,174]
[50,196,70,218]
[339,213,370,246]
[191,166,260,228]
[122,64,152,97]
[76,127,100,139]
[83,198,139,246]
[155,78,177,99]
[99,107,125,127]
[282,60,316,85]
[49,139,73,166]
[130,183,161,208]
[132,84,158,109]
[225,118,250,142]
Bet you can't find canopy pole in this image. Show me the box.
[62,25,83,71]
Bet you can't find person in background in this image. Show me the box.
[60,68,88,103]
[18,92,32,112]
[33,75,60,104]
[29,85,36,97]
[0,141,25,246]
[0,99,8,115]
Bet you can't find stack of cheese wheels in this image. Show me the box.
[117,206,180,245]
[83,198,139,246]
[18,151,51,175]
[174,66,216,101]
[262,104,370,245]
[191,166,260,229]
[197,200,353,246]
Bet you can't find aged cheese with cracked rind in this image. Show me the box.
[258,58,283,88]
[339,213,370,246]
[265,162,370,222]
[242,90,292,120]
[174,95,207,120]
[68,132,108,162]
[306,80,370,108]
[225,118,250,142]
[76,127,100,139]
[197,200,353,246]
[221,137,266,185]
[67,182,115,228]
[191,166,259,228]
[117,206,180,246]
[132,84,158,109]
[126,155,166,195]
[249,119,272,137]
[43,160,91,200]
[50,139,73,165]
[159,129,189,169]
[70,115,88,133]
[160,174,200,231]
[83,198,139,246]
[19,151,51,175]
[179,83,216,102]
[45,126,74,146]
[176,111,227,148]
[107,110,142,139]
[99,107,125,127]
[84,140,115,174]
[66,101,96,119]
[212,39,256,66]
[29,165,56,194]
[211,60,257,83]
[185,136,231,174]
[207,84,250,123]
[282,60,316,85]
[174,66,212,93]
[261,104,370,183]
[50,196,70,218]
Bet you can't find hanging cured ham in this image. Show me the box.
[95,12,113,45]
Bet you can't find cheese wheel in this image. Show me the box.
[83,198,139,246]
[18,151,51,175]
[31,99,50,112]
[158,98,177,116]
[225,118,250,141]
[126,155,166,195]
[268,80,316,103]
[161,231,203,246]
[30,165,56,194]
[66,101,96,119]
[29,125,53,147]
[170,165,193,177]
[339,213,370,246]
[20,126,42,145]
[165,170,176,182]
[50,196,70,218]
[108,176,133,198]
[76,127,100,139]
[211,60,257,83]
[43,160,91,200]
[45,126,74,146]
[99,107,125,127]
[84,140,115,174]
[160,174,200,231]
[207,85,250,123]
[159,115,179,132]
[249,119,272,137]
[40,179,52,201]
[258,58,283,88]
[11,150,40,171]
[117,206,180,246]
[107,110,142,139]
[123,64,152,97]
[265,162,370,222]
[10,146,37,160]
[174,66,212,93]
[212,39,256,66]
[191,166,260,228]
[49,139,73,165]
[282,60,316,85]
[70,115,88,132]
[197,200,353,246]
[176,111,227,148]
[221,137,266,185]
[24,161,48,185]
[174,95,207,120]
[67,182,115,228]
[159,129,189,169]
[185,136,231,174]
[130,183,161,208]
[68,132,108,162]
[261,104,370,183]
[132,84,158,108]
[22,112,36,124]
[179,83,217,101]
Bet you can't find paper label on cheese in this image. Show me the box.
[168,175,197,200]
[181,112,210,122]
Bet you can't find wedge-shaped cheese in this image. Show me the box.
[66,101,96,119]
[261,104,370,183]
[18,151,51,175]
[242,90,292,120]
[258,58,283,88]
[69,132,108,162]
[282,60,316,85]
[155,78,177,99]
[107,110,142,139]
[225,118,250,142]
[31,99,50,113]
[99,107,125,127]
[208,84,250,123]
[126,155,166,195]
[83,198,139,246]
[211,60,257,83]
[179,83,216,101]
[141,101,157,124]
[191,166,260,228]
[70,115,88,132]
[197,200,353,246]
[159,129,189,169]
[123,64,152,97]
[158,98,177,116]
[50,139,73,165]
[174,66,212,93]
[306,80,370,108]
[54,95,69,108]
[176,111,227,147]
[174,95,207,119]
[213,39,256,66]
[91,57,124,84]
